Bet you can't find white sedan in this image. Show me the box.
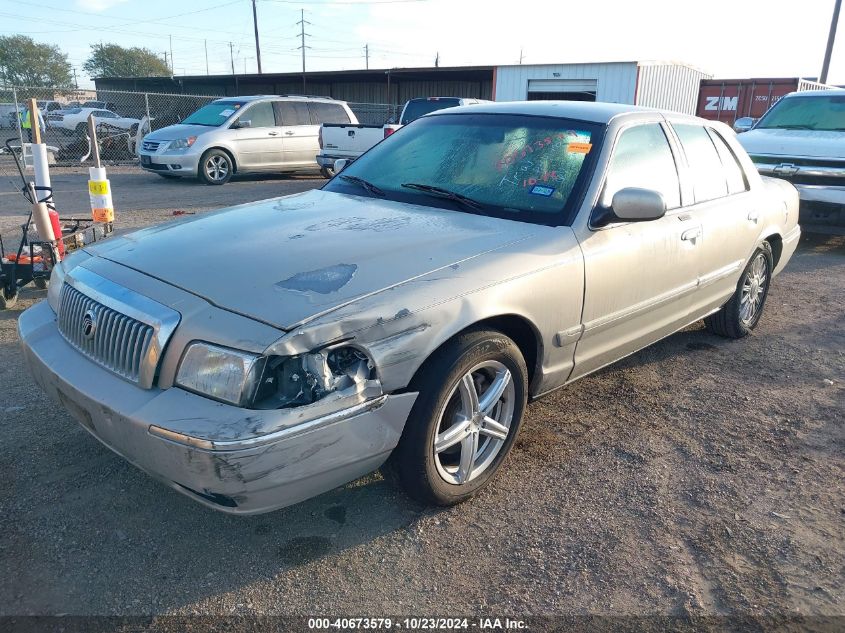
[46,107,140,135]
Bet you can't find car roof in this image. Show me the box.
[782,88,845,98]
[214,95,339,104]
[434,100,662,123]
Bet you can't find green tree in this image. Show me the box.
[83,43,170,79]
[0,35,73,87]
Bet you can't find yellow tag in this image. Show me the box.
[93,207,114,223]
[567,142,592,154]
[88,181,109,195]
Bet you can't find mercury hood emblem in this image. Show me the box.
[82,309,98,340]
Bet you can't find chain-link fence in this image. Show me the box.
[0,85,400,168]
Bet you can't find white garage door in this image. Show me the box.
[527,79,597,101]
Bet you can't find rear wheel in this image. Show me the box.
[705,242,773,339]
[387,328,528,506]
[199,149,233,185]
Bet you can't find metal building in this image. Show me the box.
[494,61,712,114]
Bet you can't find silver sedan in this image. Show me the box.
[20,101,800,514]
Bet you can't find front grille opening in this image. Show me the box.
[175,483,239,508]
[57,284,155,384]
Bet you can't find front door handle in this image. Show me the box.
[268,131,279,136]
[747,210,760,223]
[285,130,295,136]
[681,227,701,242]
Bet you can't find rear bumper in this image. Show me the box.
[19,300,417,514]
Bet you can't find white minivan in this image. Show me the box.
[138,95,357,185]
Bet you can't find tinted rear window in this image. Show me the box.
[309,102,350,124]
[275,101,311,126]
[400,98,462,125]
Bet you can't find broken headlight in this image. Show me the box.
[175,342,375,409]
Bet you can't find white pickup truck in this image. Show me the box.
[735,89,845,230]
[316,97,489,176]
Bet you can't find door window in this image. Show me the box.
[241,102,275,128]
[274,101,311,126]
[309,102,350,124]
[706,129,748,195]
[603,123,681,210]
[674,124,728,203]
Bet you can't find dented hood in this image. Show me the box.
[89,190,539,330]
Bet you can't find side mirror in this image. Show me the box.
[733,117,756,133]
[611,187,666,222]
[234,119,251,129]
[334,158,349,173]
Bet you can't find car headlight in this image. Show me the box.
[47,259,66,312]
[175,342,375,409]
[164,136,197,153]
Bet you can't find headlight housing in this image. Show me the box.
[175,342,375,409]
[164,136,197,153]
[47,259,66,312]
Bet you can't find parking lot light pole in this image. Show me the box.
[820,0,842,84]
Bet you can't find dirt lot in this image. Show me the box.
[0,171,842,621]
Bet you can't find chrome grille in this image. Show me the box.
[142,140,161,152]
[58,284,155,384]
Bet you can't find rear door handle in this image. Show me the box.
[268,131,279,136]
[747,210,760,223]
[285,131,295,136]
[681,227,701,242]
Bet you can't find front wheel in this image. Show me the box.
[387,329,528,506]
[705,241,773,339]
[199,149,233,185]
[0,285,18,309]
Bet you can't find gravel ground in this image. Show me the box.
[0,169,842,620]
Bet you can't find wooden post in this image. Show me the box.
[27,98,42,145]
[87,113,101,169]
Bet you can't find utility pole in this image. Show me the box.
[435,51,439,67]
[297,9,311,92]
[163,51,169,75]
[820,0,842,84]
[229,42,235,76]
[364,43,369,70]
[519,48,524,64]
[204,39,209,75]
[251,0,262,74]
[72,67,78,90]
[169,34,174,75]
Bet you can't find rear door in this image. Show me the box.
[230,101,282,169]
[669,122,759,317]
[274,100,317,167]
[572,121,703,380]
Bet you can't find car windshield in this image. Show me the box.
[400,98,462,125]
[324,113,602,225]
[182,101,246,126]
[756,95,845,131]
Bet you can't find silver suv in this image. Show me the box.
[138,95,357,185]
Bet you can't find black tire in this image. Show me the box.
[386,328,528,506]
[0,286,18,310]
[75,122,86,135]
[33,278,48,290]
[320,166,334,179]
[705,241,773,339]
[198,149,233,185]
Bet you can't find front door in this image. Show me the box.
[274,100,319,167]
[230,101,283,169]
[571,122,703,380]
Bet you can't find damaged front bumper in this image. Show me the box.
[19,300,417,514]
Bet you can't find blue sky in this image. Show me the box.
[2,0,843,88]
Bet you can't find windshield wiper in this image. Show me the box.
[401,183,485,210]
[765,124,815,130]
[339,175,385,196]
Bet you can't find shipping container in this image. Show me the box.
[696,77,833,124]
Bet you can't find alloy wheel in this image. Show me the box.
[740,252,769,326]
